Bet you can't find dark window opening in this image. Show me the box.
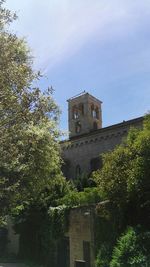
[79,103,84,115]
[91,104,94,117]
[83,241,91,267]
[72,105,79,119]
[76,164,81,177]
[75,121,81,133]
[90,156,102,172]
[95,107,99,119]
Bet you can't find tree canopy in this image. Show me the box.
[94,115,150,267]
[0,0,69,223]
[93,115,150,226]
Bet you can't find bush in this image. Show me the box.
[95,243,112,267]
[110,227,150,267]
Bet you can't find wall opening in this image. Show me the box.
[83,241,91,267]
[76,164,81,177]
[90,156,102,172]
[72,105,79,119]
[75,121,81,133]
[91,104,99,119]
[79,103,84,115]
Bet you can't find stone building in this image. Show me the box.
[61,91,143,179]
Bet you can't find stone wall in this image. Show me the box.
[67,206,95,267]
[61,117,143,179]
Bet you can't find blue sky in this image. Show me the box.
[6,0,150,133]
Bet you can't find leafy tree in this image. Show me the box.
[0,0,68,223]
[93,114,150,227]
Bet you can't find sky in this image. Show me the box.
[5,0,150,133]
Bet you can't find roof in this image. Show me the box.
[67,91,102,103]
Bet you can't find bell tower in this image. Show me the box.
[67,92,102,138]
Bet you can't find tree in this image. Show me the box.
[0,0,69,223]
[93,114,150,227]
[94,116,150,267]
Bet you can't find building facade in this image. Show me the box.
[61,92,143,179]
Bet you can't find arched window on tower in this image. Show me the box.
[75,121,81,133]
[91,104,99,119]
[95,107,99,119]
[91,104,94,117]
[79,103,84,115]
[72,105,79,119]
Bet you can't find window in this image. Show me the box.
[95,107,99,119]
[76,164,81,177]
[74,111,79,119]
[91,104,99,119]
[75,121,81,133]
[79,103,84,115]
[90,156,102,172]
[72,106,79,119]
[91,104,94,117]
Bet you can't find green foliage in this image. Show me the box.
[110,227,150,267]
[48,205,70,238]
[14,204,70,267]
[95,243,112,267]
[94,115,150,266]
[93,115,150,226]
[74,173,96,191]
[0,1,67,221]
[95,201,120,267]
[59,187,101,207]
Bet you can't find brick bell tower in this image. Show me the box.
[67,91,102,139]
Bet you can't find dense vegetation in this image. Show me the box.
[0,0,70,223]
[94,114,150,267]
[0,0,72,263]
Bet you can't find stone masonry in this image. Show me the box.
[67,206,95,267]
[61,92,143,179]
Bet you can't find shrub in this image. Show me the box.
[110,227,150,267]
